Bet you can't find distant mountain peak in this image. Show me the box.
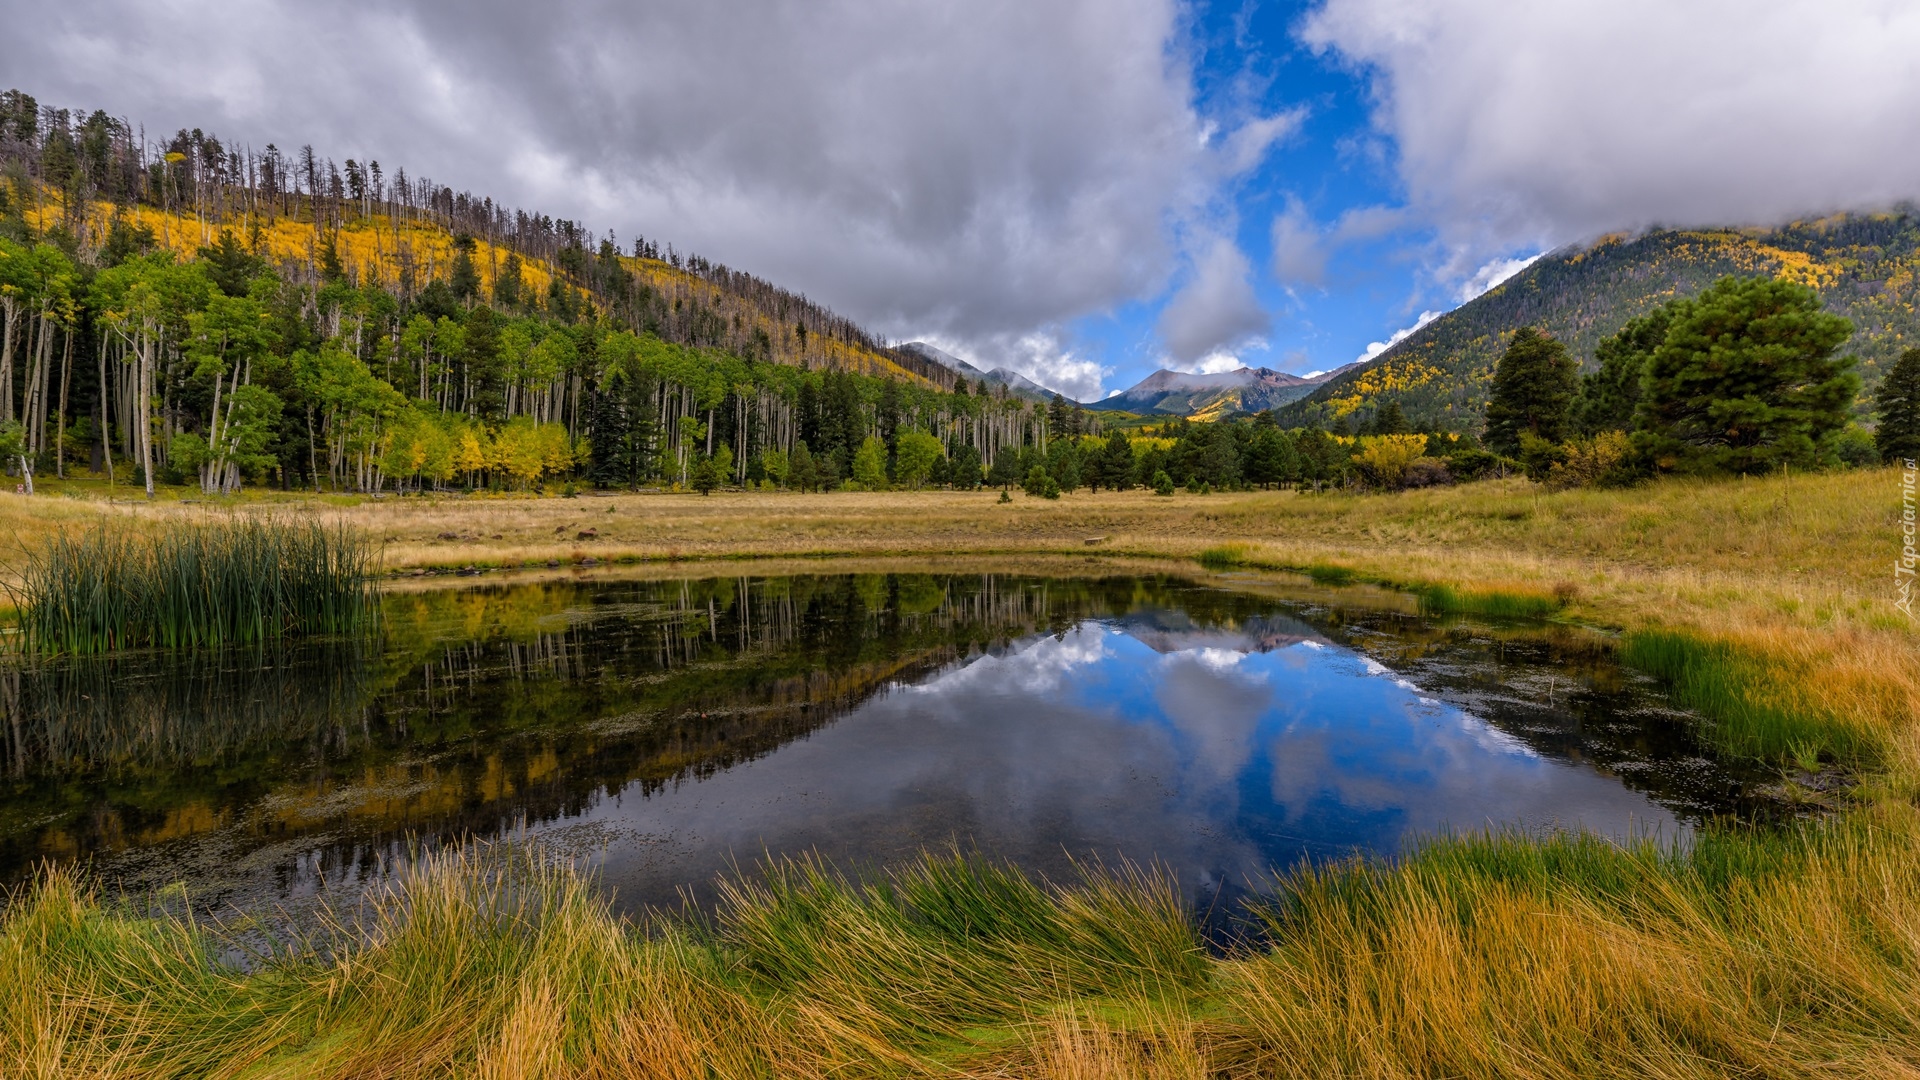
[1087,363,1353,418]
[898,341,1057,400]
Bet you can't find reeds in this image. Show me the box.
[1415,582,1563,619]
[6,820,1920,1078]
[1196,543,1252,569]
[10,518,378,654]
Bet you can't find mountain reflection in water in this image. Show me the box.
[0,573,1770,917]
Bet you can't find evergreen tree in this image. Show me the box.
[1483,327,1577,457]
[1632,276,1857,475]
[1874,347,1920,464]
[495,253,524,309]
[1243,427,1296,488]
[1573,308,1670,434]
[948,443,983,488]
[449,235,482,303]
[788,440,818,492]
[1373,399,1411,435]
[197,229,263,297]
[1098,430,1135,491]
[317,231,345,283]
[690,454,719,495]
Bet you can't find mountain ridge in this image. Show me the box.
[1277,213,1920,431]
[1089,363,1360,419]
[897,342,1057,400]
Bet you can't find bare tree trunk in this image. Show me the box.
[55,329,71,478]
[98,339,113,487]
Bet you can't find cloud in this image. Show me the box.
[1171,349,1254,376]
[12,0,1275,361]
[1271,197,1328,287]
[1356,309,1439,364]
[1457,252,1542,304]
[1156,236,1272,362]
[911,330,1110,401]
[1303,0,1920,251]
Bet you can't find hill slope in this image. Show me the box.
[1279,213,1920,431]
[0,89,948,388]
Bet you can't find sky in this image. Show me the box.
[12,0,1920,400]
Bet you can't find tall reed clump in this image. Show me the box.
[11,518,379,654]
[1415,583,1563,620]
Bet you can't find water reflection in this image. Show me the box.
[0,572,1772,916]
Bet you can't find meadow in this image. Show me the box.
[1,466,1916,1077]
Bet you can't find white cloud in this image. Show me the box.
[906,330,1110,401]
[1156,235,1272,362]
[1457,252,1543,304]
[1303,0,1920,254]
[1356,309,1440,364]
[1271,197,1328,287]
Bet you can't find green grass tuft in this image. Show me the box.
[1415,584,1562,619]
[1304,562,1356,585]
[1620,628,1866,766]
[9,518,379,655]
[1197,543,1253,569]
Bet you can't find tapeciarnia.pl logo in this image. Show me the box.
[1899,459,1917,621]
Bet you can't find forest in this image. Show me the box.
[0,89,1066,498]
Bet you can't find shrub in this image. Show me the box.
[1517,432,1570,482]
[1354,434,1429,489]
[1445,447,1512,482]
[1546,431,1635,489]
[1400,459,1454,488]
[1151,470,1175,496]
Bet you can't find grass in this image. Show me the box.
[5,816,1919,1078]
[1413,582,1564,619]
[1,467,1917,1074]
[8,517,378,654]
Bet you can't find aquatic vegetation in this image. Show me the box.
[9,518,378,654]
[4,819,1918,1078]
[1415,582,1563,619]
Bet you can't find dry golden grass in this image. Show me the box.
[7,819,1920,1079]
[4,468,1919,1077]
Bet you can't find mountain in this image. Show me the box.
[898,342,1057,400]
[0,89,949,389]
[1278,213,1920,431]
[1089,364,1359,419]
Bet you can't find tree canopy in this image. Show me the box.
[1632,276,1857,475]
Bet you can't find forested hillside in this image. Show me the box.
[1280,214,1920,432]
[0,90,1062,496]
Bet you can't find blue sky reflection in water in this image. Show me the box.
[1,574,1760,920]
[569,609,1682,912]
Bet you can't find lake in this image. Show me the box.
[0,568,1777,921]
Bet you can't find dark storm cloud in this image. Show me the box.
[13,0,1289,380]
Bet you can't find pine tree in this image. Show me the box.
[1483,327,1577,457]
[449,234,481,302]
[1099,430,1135,490]
[1632,276,1857,475]
[1573,307,1671,435]
[1875,347,1920,464]
[1373,399,1411,435]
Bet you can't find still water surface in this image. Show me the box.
[0,571,1772,916]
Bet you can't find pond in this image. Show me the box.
[0,568,1779,920]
